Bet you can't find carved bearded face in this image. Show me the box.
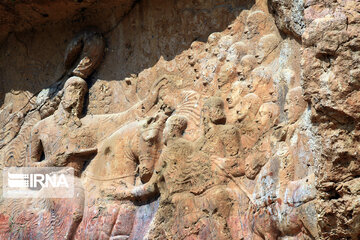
[217,62,236,88]
[61,77,87,116]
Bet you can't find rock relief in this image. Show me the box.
[0,3,321,239]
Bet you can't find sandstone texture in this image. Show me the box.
[0,0,359,239]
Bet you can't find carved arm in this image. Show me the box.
[108,153,166,201]
[139,77,168,114]
[28,124,47,167]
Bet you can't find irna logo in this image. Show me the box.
[3,167,75,198]
[7,172,69,188]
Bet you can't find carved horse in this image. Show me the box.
[75,112,169,239]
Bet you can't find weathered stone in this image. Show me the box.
[269,0,306,38]
[1,0,358,239]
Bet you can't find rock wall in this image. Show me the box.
[302,0,360,239]
[0,0,358,239]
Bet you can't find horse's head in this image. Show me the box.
[137,112,169,182]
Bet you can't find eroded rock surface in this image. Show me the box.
[0,0,358,239]
[302,0,360,239]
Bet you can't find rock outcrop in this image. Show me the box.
[0,0,359,239]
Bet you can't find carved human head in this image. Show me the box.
[226,41,247,63]
[255,33,281,63]
[237,55,257,81]
[251,67,276,102]
[163,115,188,145]
[236,93,262,122]
[217,62,236,88]
[226,81,250,109]
[207,32,222,44]
[216,35,235,60]
[244,10,267,39]
[285,86,307,123]
[61,76,88,116]
[255,102,280,133]
[203,97,226,124]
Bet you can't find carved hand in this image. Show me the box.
[210,155,242,177]
[101,187,134,201]
[115,188,134,200]
[145,77,169,107]
[139,77,168,114]
[66,148,98,158]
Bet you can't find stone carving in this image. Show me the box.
[23,73,166,239]
[255,33,281,63]
[28,77,95,171]
[0,103,24,150]
[1,29,167,239]
[285,86,307,124]
[0,31,106,239]
[0,106,40,168]
[226,41,248,63]
[237,54,258,81]
[251,67,277,103]
[36,84,64,120]
[0,96,39,168]
[3,115,40,167]
[246,86,316,239]
[242,102,280,178]
[0,0,335,238]
[174,90,202,141]
[64,31,105,79]
[236,93,262,125]
[28,75,166,169]
[26,30,105,169]
[216,61,237,90]
[254,102,281,136]
[108,115,194,238]
[77,111,169,239]
[109,98,250,239]
[244,11,270,40]
[226,81,250,110]
[0,31,105,170]
[197,97,244,177]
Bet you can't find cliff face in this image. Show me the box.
[302,1,360,239]
[0,0,358,239]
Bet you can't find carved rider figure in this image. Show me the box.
[197,96,245,177]
[112,100,249,239]
[26,31,166,240]
[29,76,96,173]
[108,115,194,238]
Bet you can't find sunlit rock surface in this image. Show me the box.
[0,0,359,239]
